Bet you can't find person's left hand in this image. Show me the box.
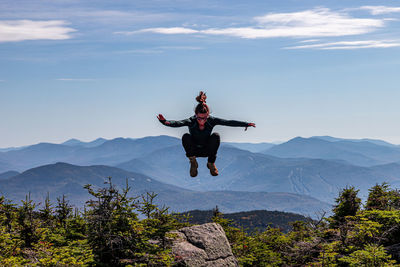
[245,123,256,131]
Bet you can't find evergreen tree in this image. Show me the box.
[39,192,54,227]
[366,183,390,211]
[84,177,141,265]
[55,194,72,229]
[331,186,361,227]
[0,197,17,232]
[17,193,40,248]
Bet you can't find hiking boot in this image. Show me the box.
[188,156,198,177]
[207,162,219,176]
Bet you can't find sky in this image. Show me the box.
[1,0,400,147]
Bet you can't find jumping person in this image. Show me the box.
[157,91,256,177]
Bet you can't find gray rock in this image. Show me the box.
[170,223,238,267]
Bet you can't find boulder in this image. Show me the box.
[170,223,238,266]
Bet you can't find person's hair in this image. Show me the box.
[195,91,210,114]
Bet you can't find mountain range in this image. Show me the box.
[0,135,180,172]
[262,136,400,166]
[0,162,330,216]
[117,144,400,202]
[1,135,400,207]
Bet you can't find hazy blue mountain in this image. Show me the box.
[0,170,19,180]
[0,162,330,216]
[0,146,26,152]
[223,142,275,153]
[2,135,400,173]
[65,135,181,166]
[0,160,15,174]
[2,135,400,205]
[117,145,253,190]
[117,145,400,203]
[62,138,108,148]
[0,143,77,171]
[0,135,181,172]
[62,138,83,146]
[332,140,400,164]
[313,136,398,148]
[369,163,400,188]
[262,137,400,166]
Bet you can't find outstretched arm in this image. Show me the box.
[213,117,256,130]
[157,114,191,127]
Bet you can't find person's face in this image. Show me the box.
[196,112,209,127]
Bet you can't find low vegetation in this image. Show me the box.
[1,179,400,266]
[179,209,312,233]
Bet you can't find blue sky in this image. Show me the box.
[1,0,400,147]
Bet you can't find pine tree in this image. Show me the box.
[331,186,361,227]
[55,194,72,230]
[84,177,140,265]
[39,192,54,227]
[17,193,40,248]
[366,183,390,210]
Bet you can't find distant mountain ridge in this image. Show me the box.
[0,170,19,180]
[0,135,181,172]
[312,136,399,148]
[117,144,400,203]
[2,135,400,173]
[223,142,275,153]
[62,138,108,148]
[262,136,400,166]
[2,135,400,206]
[0,162,330,216]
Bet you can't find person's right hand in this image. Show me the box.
[157,114,165,121]
[157,114,170,125]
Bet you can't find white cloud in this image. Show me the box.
[130,8,384,39]
[360,6,400,15]
[299,39,320,43]
[57,78,95,81]
[285,40,400,50]
[116,27,199,35]
[0,20,76,42]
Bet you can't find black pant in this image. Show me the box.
[182,133,220,163]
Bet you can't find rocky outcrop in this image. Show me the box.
[170,223,238,266]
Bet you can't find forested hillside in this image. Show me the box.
[1,180,400,266]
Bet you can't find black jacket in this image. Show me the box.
[163,115,249,145]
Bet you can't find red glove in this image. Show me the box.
[245,122,256,131]
[157,114,170,125]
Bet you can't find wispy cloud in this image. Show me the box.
[56,78,95,81]
[285,40,400,50]
[0,20,76,42]
[126,8,384,39]
[299,39,320,43]
[0,79,5,82]
[116,27,199,35]
[360,6,400,15]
